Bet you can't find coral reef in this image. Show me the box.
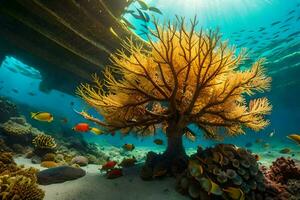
[0,152,44,200]
[0,174,45,200]
[257,157,300,199]
[176,144,265,199]
[0,116,43,151]
[32,134,57,149]
[265,157,300,184]
[0,96,19,123]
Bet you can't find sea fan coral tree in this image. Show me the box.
[76,17,272,173]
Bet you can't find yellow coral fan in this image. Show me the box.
[32,134,57,149]
[76,17,271,140]
[0,174,45,200]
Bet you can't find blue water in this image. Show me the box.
[0,0,299,154]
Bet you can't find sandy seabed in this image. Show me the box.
[15,157,188,200]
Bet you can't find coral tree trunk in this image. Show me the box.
[163,126,187,161]
[141,116,189,179]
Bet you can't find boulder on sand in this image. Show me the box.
[37,165,86,185]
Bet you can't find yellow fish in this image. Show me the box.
[31,112,53,122]
[90,127,103,135]
[223,187,245,200]
[287,134,300,145]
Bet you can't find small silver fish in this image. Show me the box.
[269,129,275,137]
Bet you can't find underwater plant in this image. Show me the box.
[76,17,271,174]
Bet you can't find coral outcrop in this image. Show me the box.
[32,134,57,149]
[176,144,265,199]
[265,157,300,184]
[0,152,44,200]
[0,116,34,136]
[0,116,44,150]
[258,157,300,200]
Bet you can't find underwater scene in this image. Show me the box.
[0,0,299,199]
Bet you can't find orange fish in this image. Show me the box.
[122,143,135,151]
[72,123,90,132]
[101,161,117,171]
[106,168,123,179]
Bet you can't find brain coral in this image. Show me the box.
[32,134,57,149]
[0,174,45,200]
[0,116,45,136]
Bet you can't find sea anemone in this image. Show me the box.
[217,171,228,183]
[243,172,250,180]
[232,159,240,168]
[226,169,237,179]
[224,150,235,160]
[237,168,246,176]
[213,167,222,175]
[233,175,243,185]
[241,159,251,168]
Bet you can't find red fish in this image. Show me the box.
[106,169,123,179]
[72,123,90,132]
[101,161,117,171]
